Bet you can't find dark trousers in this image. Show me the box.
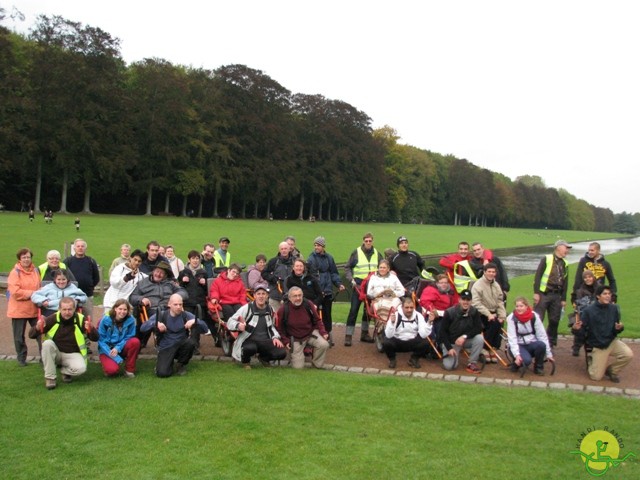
[241,339,287,364]
[155,337,196,377]
[482,316,503,350]
[518,341,546,368]
[12,318,41,362]
[534,292,562,344]
[346,285,367,328]
[383,336,429,359]
[319,294,333,333]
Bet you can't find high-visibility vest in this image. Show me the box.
[213,250,230,268]
[353,247,380,280]
[45,312,88,362]
[539,254,568,292]
[38,261,68,280]
[453,260,478,293]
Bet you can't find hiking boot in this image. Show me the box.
[62,374,73,383]
[45,378,57,390]
[360,332,374,343]
[509,363,519,373]
[175,363,187,376]
[534,367,544,376]
[572,346,580,357]
[123,370,135,378]
[408,357,421,369]
[388,358,397,369]
[605,367,620,383]
[329,333,335,347]
[259,357,272,367]
[344,335,352,347]
[465,362,481,374]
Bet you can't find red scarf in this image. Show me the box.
[513,306,534,323]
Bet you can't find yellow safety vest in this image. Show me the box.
[539,254,568,292]
[353,247,380,280]
[213,250,230,268]
[453,260,478,293]
[38,261,69,280]
[45,312,88,361]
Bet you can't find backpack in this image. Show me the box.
[279,299,316,332]
[155,308,190,343]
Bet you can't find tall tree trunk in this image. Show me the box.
[59,169,69,213]
[34,157,43,213]
[197,195,204,217]
[307,195,314,220]
[241,198,247,218]
[297,192,305,220]
[181,195,188,217]
[253,201,258,219]
[226,192,233,218]
[266,196,272,219]
[318,200,323,221]
[164,192,171,214]
[145,184,153,216]
[82,177,92,214]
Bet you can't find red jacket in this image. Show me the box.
[419,284,457,314]
[209,271,247,305]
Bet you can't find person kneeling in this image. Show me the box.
[98,299,141,378]
[227,284,287,369]
[140,294,208,377]
[29,297,98,390]
[383,296,432,369]
[276,286,330,369]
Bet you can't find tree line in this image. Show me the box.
[0,13,634,232]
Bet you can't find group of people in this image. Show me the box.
[6,234,633,389]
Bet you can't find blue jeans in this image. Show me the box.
[517,341,546,368]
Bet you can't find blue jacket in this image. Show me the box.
[31,282,87,312]
[98,314,137,364]
[307,251,342,294]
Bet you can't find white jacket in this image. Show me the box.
[103,262,147,309]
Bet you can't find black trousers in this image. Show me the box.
[156,337,196,377]
[382,336,429,359]
[241,339,287,364]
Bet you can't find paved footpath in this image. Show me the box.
[2,296,638,398]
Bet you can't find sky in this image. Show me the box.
[4,1,639,214]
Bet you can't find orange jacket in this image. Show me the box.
[7,262,41,318]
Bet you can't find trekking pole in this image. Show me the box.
[483,335,508,367]
[140,305,149,322]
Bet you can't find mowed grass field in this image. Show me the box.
[1,213,639,478]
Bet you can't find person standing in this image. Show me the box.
[103,249,147,310]
[390,236,426,288]
[74,217,80,231]
[439,241,474,295]
[306,236,345,346]
[572,285,633,383]
[63,238,100,318]
[164,245,185,279]
[533,240,571,347]
[200,243,216,279]
[573,242,617,298]
[469,242,510,298]
[108,244,131,277]
[139,241,170,277]
[213,237,231,276]
[7,248,41,366]
[344,232,383,346]
[262,241,295,312]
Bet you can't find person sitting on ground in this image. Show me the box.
[209,263,248,320]
[570,270,597,357]
[97,299,141,378]
[38,249,76,283]
[367,259,405,318]
[226,284,287,369]
[246,254,267,290]
[439,289,484,374]
[140,294,208,377]
[572,285,633,383]
[164,245,185,279]
[506,297,554,375]
[29,297,98,390]
[104,249,147,311]
[383,296,432,369]
[31,269,87,317]
[276,286,329,369]
[285,258,323,306]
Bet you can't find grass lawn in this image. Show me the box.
[1,360,638,479]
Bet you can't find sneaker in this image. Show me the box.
[45,378,57,390]
[175,363,187,376]
[489,353,498,364]
[344,335,352,347]
[408,357,421,369]
[605,367,620,383]
[360,332,374,343]
[123,371,135,378]
[388,358,397,369]
[62,374,73,383]
[465,362,481,374]
[481,349,490,358]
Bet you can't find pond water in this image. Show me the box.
[423,236,640,279]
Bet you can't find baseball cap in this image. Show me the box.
[253,283,269,293]
[459,289,472,300]
[554,239,572,248]
[219,237,230,243]
[396,236,408,246]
